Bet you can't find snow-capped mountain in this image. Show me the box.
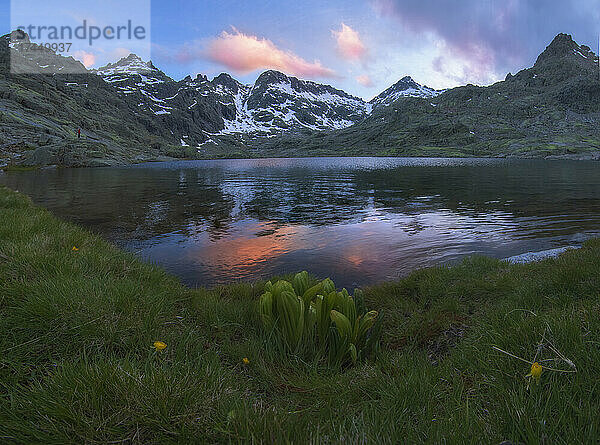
[218,70,371,135]
[4,30,600,167]
[93,54,441,144]
[93,55,177,116]
[93,56,379,144]
[5,30,450,155]
[94,55,236,145]
[370,76,442,108]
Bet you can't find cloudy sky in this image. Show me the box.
[3,0,600,99]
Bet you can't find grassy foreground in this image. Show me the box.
[1,186,599,444]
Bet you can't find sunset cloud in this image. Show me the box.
[356,74,374,87]
[73,50,96,68]
[370,0,600,85]
[332,23,368,61]
[205,28,336,78]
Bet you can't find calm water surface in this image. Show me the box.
[2,157,599,289]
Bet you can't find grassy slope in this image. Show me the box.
[1,186,599,444]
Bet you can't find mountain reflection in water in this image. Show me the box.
[2,157,599,289]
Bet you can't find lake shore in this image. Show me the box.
[3,148,600,170]
[1,185,599,443]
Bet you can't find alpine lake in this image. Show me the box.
[2,157,599,289]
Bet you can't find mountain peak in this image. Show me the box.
[213,72,236,83]
[95,53,157,76]
[8,29,31,45]
[393,76,421,89]
[370,76,441,107]
[212,73,242,94]
[255,70,290,86]
[183,73,208,84]
[549,33,576,47]
[536,34,577,62]
[534,33,597,68]
[122,53,142,61]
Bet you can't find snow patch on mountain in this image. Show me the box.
[370,76,443,108]
[94,54,156,77]
[213,72,373,135]
[93,54,442,140]
[94,54,176,115]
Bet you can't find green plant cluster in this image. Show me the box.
[258,271,383,366]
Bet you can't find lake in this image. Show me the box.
[1,157,599,289]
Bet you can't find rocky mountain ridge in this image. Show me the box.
[370,76,442,108]
[91,54,436,144]
[1,31,599,166]
[264,33,600,158]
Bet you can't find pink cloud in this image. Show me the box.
[369,0,526,84]
[356,74,374,87]
[110,48,133,61]
[332,23,368,61]
[205,28,336,78]
[73,50,96,68]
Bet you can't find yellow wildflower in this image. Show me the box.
[242,357,250,365]
[153,341,167,351]
[72,246,79,251]
[526,362,543,383]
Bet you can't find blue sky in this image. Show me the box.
[2,0,599,99]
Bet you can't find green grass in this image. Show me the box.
[1,165,39,172]
[1,185,599,443]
